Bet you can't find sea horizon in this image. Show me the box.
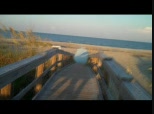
[0,30,152,50]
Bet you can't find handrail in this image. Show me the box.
[32,62,74,100]
[12,60,71,100]
[89,52,152,100]
[0,48,73,100]
[89,64,113,100]
[1,49,151,100]
[94,52,133,81]
[0,49,73,89]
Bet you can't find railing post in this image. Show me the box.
[35,63,44,93]
[0,49,74,100]
[98,58,102,67]
[0,84,12,99]
[90,57,99,72]
[62,55,66,66]
[51,55,57,72]
[57,54,63,68]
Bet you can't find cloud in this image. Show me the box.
[136,27,152,33]
[143,27,152,32]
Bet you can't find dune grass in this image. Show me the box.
[0,27,52,67]
[0,27,54,99]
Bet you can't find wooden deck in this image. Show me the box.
[33,63,103,100]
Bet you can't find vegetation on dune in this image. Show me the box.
[0,27,52,67]
[0,26,53,99]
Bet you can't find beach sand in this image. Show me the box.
[49,41,152,95]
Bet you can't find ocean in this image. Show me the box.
[0,31,152,50]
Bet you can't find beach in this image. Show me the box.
[0,38,152,96]
[49,41,152,95]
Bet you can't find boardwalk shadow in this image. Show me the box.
[41,63,98,100]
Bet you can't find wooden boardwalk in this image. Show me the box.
[33,63,103,100]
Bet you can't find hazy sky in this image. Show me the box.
[0,15,152,43]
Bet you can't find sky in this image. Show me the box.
[0,15,152,43]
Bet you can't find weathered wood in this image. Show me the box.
[97,59,102,67]
[99,58,134,99]
[91,64,113,100]
[90,58,99,65]
[62,55,68,66]
[103,60,133,81]
[0,49,57,89]
[119,81,152,100]
[0,84,11,98]
[89,52,151,100]
[12,61,61,100]
[98,52,132,81]
[32,63,74,100]
[35,63,44,78]
[51,55,57,71]
[33,63,103,100]
[35,63,44,93]
[107,76,120,100]
[0,49,72,89]
[95,72,113,100]
[57,54,63,67]
[58,50,73,56]
[99,55,150,100]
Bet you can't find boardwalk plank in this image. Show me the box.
[33,63,103,100]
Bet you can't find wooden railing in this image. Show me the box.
[0,49,74,100]
[0,49,151,100]
[88,52,152,100]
